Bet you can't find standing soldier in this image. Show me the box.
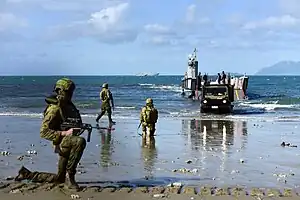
[221,71,227,84]
[96,83,115,126]
[217,73,221,84]
[14,78,86,191]
[203,73,208,85]
[140,98,158,140]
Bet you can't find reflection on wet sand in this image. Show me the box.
[181,119,248,172]
[141,137,157,176]
[99,129,114,168]
[182,119,248,151]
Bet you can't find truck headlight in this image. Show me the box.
[203,100,207,104]
[222,100,227,103]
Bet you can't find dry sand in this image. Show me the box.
[0,181,299,200]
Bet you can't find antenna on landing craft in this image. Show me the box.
[193,48,197,59]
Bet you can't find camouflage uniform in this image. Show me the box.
[15,78,86,190]
[140,98,158,139]
[96,83,115,125]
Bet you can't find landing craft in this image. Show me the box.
[181,48,249,102]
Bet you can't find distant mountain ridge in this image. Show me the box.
[256,61,300,75]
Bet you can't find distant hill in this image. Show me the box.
[256,61,300,75]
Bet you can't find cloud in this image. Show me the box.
[184,4,210,25]
[147,35,186,46]
[47,2,138,44]
[88,3,128,32]
[227,14,244,26]
[0,58,68,75]
[185,4,197,24]
[141,2,300,51]
[2,0,300,52]
[141,1,300,50]
[278,0,300,17]
[230,7,300,50]
[144,24,175,35]
[0,12,27,42]
[143,4,211,46]
[242,15,300,30]
[0,12,27,32]
[4,0,125,12]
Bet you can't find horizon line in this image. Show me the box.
[0,73,253,76]
[1,74,299,76]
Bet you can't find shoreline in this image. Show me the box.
[0,182,300,200]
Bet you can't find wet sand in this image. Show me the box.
[1,115,300,190]
[0,182,299,200]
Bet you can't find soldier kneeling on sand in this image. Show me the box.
[140,98,158,141]
[14,78,86,191]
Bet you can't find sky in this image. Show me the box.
[1,0,300,75]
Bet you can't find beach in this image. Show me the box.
[0,183,300,200]
[1,75,300,199]
[1,115,300,189]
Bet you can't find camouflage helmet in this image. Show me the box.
[102,83,108,88]
[54,78,75,92]
[146,98,153,104]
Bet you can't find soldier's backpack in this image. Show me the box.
[144,106,158,124]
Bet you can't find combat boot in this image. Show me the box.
[65,173,79,191]
[55,172,66,184]
[14,166,31,181]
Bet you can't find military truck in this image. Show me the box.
[200,84,234,114]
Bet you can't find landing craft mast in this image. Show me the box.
[181,48,200,99]
[193,48,197,60]
[193,48,199,99]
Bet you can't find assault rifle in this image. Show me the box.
[60,118,98,142]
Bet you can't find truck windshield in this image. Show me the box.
[204,87,227,96]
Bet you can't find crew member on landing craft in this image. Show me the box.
[221,71,226,84]
[197,72,202,90]
[203,74,208,85]
[217,73,221,84]
[228,73,231,85]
